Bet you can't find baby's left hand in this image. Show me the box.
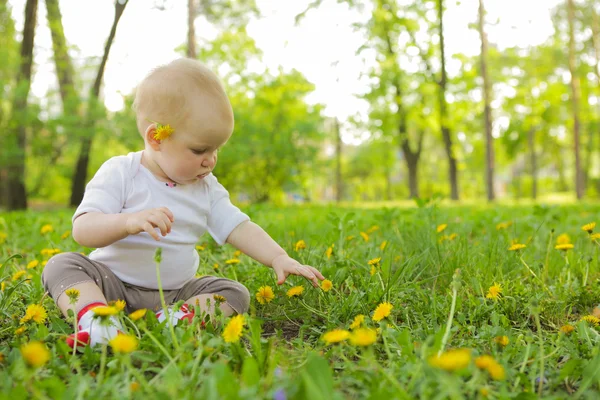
[271,255,325,287]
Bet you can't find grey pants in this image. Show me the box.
[41,252,250,314]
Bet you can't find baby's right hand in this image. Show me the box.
[126,207,174,241]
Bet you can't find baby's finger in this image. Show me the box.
[295,265,318,287]
[148,214,168,236]
[143,222,160,241]
[159,207,175,222]
[306,265,325,280]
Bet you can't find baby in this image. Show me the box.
[42,58,325,349]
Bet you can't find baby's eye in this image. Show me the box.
[191,149,207,155]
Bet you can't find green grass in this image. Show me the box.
[2,202,600,399]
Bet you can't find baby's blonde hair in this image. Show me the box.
[133,58,233,137]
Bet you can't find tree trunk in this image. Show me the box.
[591,6,600,196]
[6,0,38,210]
[334,118,343,202]
[404,148,420,199]
[437,0,459,201]
[567,0,583,199]
[187,0,197,58]
[528,127,537,200]
[70,0,128,206]
[478,0,495,201]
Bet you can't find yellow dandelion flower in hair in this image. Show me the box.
[286,286,304,298]
[556,233,571,245]
[322,329,350,344]
[129,309,147,321]
[350,314,365,330]
[40,224,53,235]
[373,302,393,322]
[582,222,596,234]
[20,341,50,368]
[560,324,575,334]
[508,243,526,251]
[493,336,509,347]
[294,240,306,251]
[20,304,47,324]
[486,283,502,300]
[349,328,377,346]
[428,348,471,371]
[321,279,333,292]
[222,314,245,343]
[555,243,574,251]
[153,123,174,141]
[110,334,138,354]
[256,286,275,304]
[436,224,448,233]
[580,315,600,326]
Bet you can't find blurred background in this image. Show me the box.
[0,0,597,209]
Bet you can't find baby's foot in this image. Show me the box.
[66,302,124,350]
[155,303,194,326]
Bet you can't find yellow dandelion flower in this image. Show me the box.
[493,336,509,346]
[15,326,27,335]
[20,341,50,368]
[379,240,388,251]
[109,334,138,354]
[113,299,126,311]
[20,304,47,324]
[428,348,471,371]
[560,324,575,334]
[60,230,71,240]
[294,240,306,251]
[373,302,393,322]
[12,270,26,281]
[349,328,377,346]
[360,232,369,242]
[65,288,80,302]
[487,362,505,380]
[508,243,526,251]
[321,279,333,292]
[368,257,381,266]
[40,224,53,235]
[213,263,219,270]
[26,260,39,269]
[350,314,365,330]
[436,224,448,233]
[1,282,6,292]
[213,294,227,303]
[486,283,503,300]
[0,232,6,244]
[130,382,140,392]
[370,265,377,276]
[93,306,119,317]
[256,286,275,304]
[556,234,571,245]
[322,329,350,344]
[153,123,174,140]
[367,225,379,234]
[346,235,355,241]
[129,309,147,321]
[225,258,240,265]
[582,222,596,234]
[480,387,490,397]
[580,315,600,326]
[233,250,242,257]
[195,245,206,251]
[555,243,574,251]
[286,286,304,298]
[325,245,334,259]
[590,233,600,240]
[496,221,512,230]
[222,314,245,343]
[40,248,61,257]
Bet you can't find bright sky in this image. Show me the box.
[10,0,563,143]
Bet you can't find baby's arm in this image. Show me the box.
[226,221,325,287]
[73,207,174,248]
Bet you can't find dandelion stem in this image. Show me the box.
[98,343,108,385]
[512,341,531,392]
[155,249,179,351]
[439,269,460,355]
[519,256,550,294]
[534,311,545,396]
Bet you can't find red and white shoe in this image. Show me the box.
[66,302,124,350]
[155,304,195,326]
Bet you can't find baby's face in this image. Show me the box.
[156,112,232,185]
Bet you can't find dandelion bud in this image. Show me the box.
[154,248,162,263]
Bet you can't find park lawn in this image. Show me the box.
[1,202,600,398]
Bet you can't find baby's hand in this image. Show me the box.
[271,255,325,288]
[126,207,174,241]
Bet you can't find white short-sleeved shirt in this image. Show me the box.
[73,151,250,290]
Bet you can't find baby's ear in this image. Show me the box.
[145,124,161,150]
